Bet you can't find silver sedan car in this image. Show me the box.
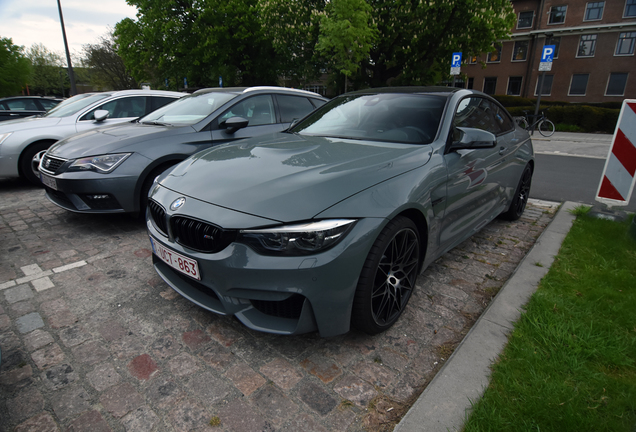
[0,89,184,184]
[146,87,534,337]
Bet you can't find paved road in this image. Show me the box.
[531,132,636,212]
[0,179,555,432]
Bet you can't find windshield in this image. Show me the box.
[140,91,238,126]
[43,93,111,118]
[292,93,446,144]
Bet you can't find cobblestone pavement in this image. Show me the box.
[0,178,557,432]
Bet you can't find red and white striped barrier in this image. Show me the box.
[596,100,636,206]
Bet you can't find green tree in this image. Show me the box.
[363,0,516,86]
[258,0,325,87]
[0,37,31,97]
[26,44,66,96]
[115,0,277,89]
[316,0,377,93]
[82,31,137,90]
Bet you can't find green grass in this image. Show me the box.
[463,214,636,432]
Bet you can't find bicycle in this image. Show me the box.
[515,109,555,137]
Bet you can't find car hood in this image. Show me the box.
[47,123,180,158]
[0,116,62,132]
[162,133,433,222]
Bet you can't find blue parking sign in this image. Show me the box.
[541,45,555,63]
[451,52,462,68]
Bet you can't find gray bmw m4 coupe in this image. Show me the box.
[146,87,534,337]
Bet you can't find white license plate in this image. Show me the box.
[41,173,57,190]
[150,236,201,280]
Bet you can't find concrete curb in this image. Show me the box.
[394,201,578,432]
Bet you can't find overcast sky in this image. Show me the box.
[0,0,138,59]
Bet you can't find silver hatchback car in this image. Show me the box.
[0,89,184,184]
[146,87,534,337]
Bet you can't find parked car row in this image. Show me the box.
[0,86,534,337]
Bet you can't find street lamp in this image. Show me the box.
[57,0,77,96]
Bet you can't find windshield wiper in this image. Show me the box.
[141,120,172,126]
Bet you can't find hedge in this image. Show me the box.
[493,96,620,133]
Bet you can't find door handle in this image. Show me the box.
[499,147,506,155]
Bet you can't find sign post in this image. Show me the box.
[533,45,555,128]
[595,100,636,207]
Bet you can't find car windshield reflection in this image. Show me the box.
[43,93,110,118]
[140,91,238,126]
[292,93,445,144]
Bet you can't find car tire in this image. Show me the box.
[20,141,54,186]
[351,216,421,335]
[501,164,533,221]
[138,164,176,218]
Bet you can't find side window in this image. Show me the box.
[39,99,59,110]
[490,101,515,133]
[454,97,501,135]
[311,98,327,108]
[150,96,178,113]
[219,95,275,127]
[7,99,36,110]
[81,96,147,121]
[276,95,316,123]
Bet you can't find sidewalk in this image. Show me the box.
[395,201,577,432]
[531,131,613,159]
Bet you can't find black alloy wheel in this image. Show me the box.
[352,216,421,335]
[501,164,533,221]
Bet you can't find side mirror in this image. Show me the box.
[222,116,249,134]
[450,127,496,151]
[94,110,110,122]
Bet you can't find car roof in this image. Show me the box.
[0,96,63,101]
[192,86,327,99]
[345,86,468,96]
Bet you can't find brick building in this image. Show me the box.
[461,0,636,103]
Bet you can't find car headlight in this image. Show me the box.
[0,132,13,146]
[67,153,131,173]
[238,219,356,256]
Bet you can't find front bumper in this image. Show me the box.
[146,187,385,337]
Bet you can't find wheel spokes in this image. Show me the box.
[371,228,419,325]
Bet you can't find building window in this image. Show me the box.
[548,5,567,24]
[569,74,589,96]
[467,77,475,89]
[545,36,561,58]
[606,73,628,96]
[487,45,502,63]
[616,32,636,55]
[465,55,478,64]
[512,41,529,61]
[625,0,636,17]
[518,11,534,29]
[483,77,497,95]
[584,2,604,21]
[507,77,523,96]
[577,34,597,57]
[534,75,554,96]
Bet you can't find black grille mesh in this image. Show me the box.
[40,155,65,174]
[251,295,305,319]
[148,200,167,236]
[171,216,235,253]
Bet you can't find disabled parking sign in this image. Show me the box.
[450,52,462,75]
[539,45,555,71]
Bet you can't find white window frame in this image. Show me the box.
[511,41,529,62]
[624,0,636,18]
[517,11,534,29]
[576,34,597,58]
[486,45,502,63]
[615,32,636,56]
[568,74,590,96]
[534,75,554,96]
[548,5,567,25]
[605,73,628,96]
[506,77,523,96]
[583,1,605,21]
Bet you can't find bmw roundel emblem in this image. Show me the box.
[170,197,186,211]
